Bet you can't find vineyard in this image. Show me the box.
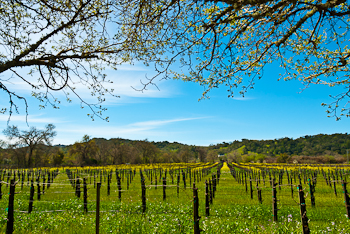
[0,162,350,233]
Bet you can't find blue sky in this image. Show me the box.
[1,60,349,146]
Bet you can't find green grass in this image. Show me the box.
[0,165,350,233]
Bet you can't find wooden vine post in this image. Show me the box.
[257,181,262,204]
[333,176,337,196]
[42,176,45,194]
[96,182,101,234]
[209,179,213,204]
[298,184,310,234]
[250,176,253,199]
[6,179,15,234]
[193,183,200,234]
[308,178,315,207]
[205,180,209,216]
[127,173,129,190]
[28,180,34,213]
[216,169,220,184]
[272,179,278,222]
[141,173,146,213]
[117,174,122,201]
[76,177,81,198]
[341,180,350,219]
[107,174,110,196]
[183,171,186,189]
[83,178,88,213]
[163,177,166,201]
[47,173,50,189]
[37,177,41,200]
[177,174,180,197]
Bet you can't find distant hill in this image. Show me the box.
[60,133,350,157]
[91,138,186,152]
[208,133,350,157]
[1,133,349,167]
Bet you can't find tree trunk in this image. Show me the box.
[27,146,34,168]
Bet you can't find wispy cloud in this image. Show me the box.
[115,64,149,72]
[1,66,175,107]
[130,117,208,128]
[0,114,65,124]
[55,116,210,144]
[231,96,255,101]
[61,117,208,135]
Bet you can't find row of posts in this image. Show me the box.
[229,165,350,234]
[8,165,350,234]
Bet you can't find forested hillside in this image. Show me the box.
[0,133,349,167]
[210,133,350,156]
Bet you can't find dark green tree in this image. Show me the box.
[68,135,99,165]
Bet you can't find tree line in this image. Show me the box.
[211,133,350,164]
[0,124,216,167]
[1,124,350,167]
[211,134,350,156]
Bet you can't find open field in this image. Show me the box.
[0,162,350,233]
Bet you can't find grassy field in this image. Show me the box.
[0,162,349,233]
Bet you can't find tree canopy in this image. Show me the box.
[121,0,350,119]
[2,123,56,167]
[0,0,131,121]
[1,0,349,120]
[68,135,98,165]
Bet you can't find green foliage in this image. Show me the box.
[2,124,56,167]
[2,1,349,121]
[276,153,290,163]
[0,0,135,120]
[255,153,266,163]
[237,145,246,155]
[68,135,99,165]
[325,155,336,164]
[241,154,255,163]
[52,150,65,166]
[239,152,266,163]
[120,0,350,120]
[209,133,350,158]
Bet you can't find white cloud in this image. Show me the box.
[0,114,66,124]
[130,117,208,128]
[1,64,175,107]
[61,117,208,135]
[54,116,210,145]
[115,64,149,72]
[231,96,255,101]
